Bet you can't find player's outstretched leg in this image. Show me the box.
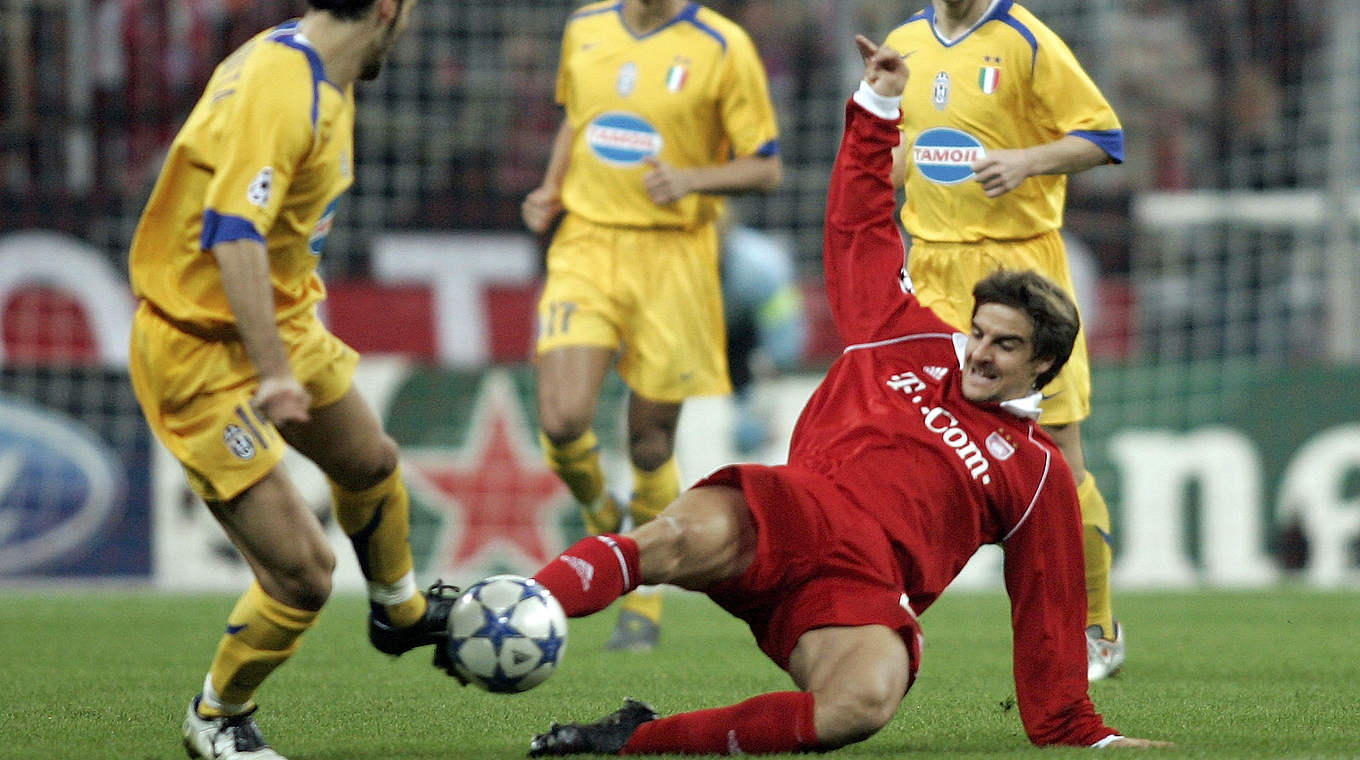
[182,695,286,760]
[533,534,642,617]
[529,699,659,756]
[530,692,820,755]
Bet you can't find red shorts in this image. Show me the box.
[697,464,922,689]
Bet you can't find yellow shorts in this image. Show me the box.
[906,229,1090,425]
[129,302,359,502]
[536,214,730,402]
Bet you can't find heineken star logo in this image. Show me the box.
[405,373,568,572]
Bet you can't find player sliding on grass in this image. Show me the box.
[521,37,1170,755]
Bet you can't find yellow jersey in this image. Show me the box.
[129,20,354,331]
[556,1,779,230]
[886,0,1122,242]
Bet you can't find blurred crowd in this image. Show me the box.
[0,0,1337,280]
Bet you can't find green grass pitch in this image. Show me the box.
[2,587,1356,759]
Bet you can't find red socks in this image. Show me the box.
[621,692,817,755]
[536,538,820,754]
[533,534,641,617]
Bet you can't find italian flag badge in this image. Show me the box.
[666,64,688,92]
[979,66,1000,94]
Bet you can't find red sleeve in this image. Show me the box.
[1001,459,1117,746]
[822,98,938,346]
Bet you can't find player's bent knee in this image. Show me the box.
[636,488,751,588]
[811,687,900,748]
[627,433,674,472]
[629,445,671,473]
[267,547,336,611]
[538,410,594,446]
[321,431,400,493]
[632,514,687,582]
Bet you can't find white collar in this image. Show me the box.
[952,330,1044,420]
[932,0,1004,44]
[1000,392,1044,420]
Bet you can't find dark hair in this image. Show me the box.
[307,0,383,21]
[971,270,1080,390]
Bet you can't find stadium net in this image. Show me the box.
[2,0,1359,581]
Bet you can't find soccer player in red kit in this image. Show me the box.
[519,37,1170,755]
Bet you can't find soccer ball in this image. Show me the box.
[445,574,568,693]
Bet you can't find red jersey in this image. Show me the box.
[790,95,1113,746]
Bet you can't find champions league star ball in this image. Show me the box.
[445,575,568,693]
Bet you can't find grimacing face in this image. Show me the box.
[960,303,1054,404]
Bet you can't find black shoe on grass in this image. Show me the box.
[529,698,658,756]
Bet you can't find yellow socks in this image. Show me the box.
[619,458,681,624]
[619,585,664,622]
[331,466,425,628]
[202,582,318,713]
[541,430,621,534]
[1077,472,1116,635]
[628,457,679,526]
[540,430,604,504]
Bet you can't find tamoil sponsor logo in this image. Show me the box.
[585,112,663,166]
[912,127,986,185]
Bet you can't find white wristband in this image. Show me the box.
[853,80,901,120]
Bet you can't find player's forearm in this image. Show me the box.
[1002,498,1115,747]
[539,119,575,191]
[828,93,900,229]
[890,141,907,189]
[212,239,292,381]
[681,154,782,195]
[1023,134,1110,177]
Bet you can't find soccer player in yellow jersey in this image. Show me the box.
[126,2,448,757]
[522,0,782,651]
[884,0,1128,681]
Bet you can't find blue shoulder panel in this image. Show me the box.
[267,22,328,130]
[679,4,727,52]
[982,1,1040,74]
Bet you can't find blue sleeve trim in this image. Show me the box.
[755,139,779,158]
[201,210,264,250]
[1071,129,1124,163]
